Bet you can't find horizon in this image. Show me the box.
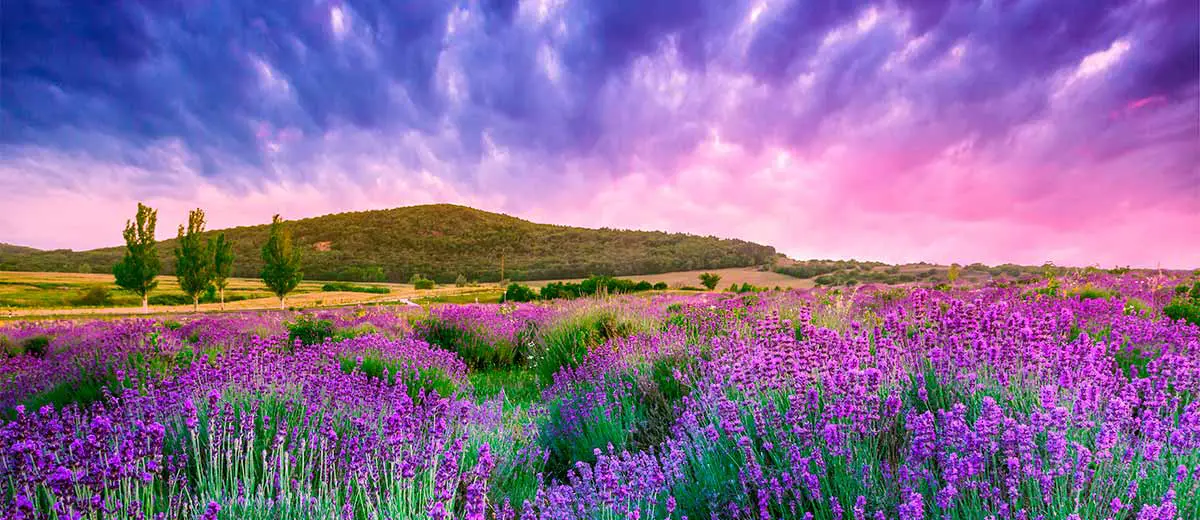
[2,1,1198,268]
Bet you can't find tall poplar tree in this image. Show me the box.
[210,233,235,310]
[261,215,303,309]
[113,203,161,311]
[174,209,213,312]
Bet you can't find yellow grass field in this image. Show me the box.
[522,267,815,290]
[0,267,801,318]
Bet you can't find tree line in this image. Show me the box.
[113,203,303,311]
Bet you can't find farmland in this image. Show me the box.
[2,271,1198,519]
[0,267,806,318]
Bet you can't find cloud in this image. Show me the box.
[1,0,1197,267]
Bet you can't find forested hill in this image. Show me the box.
[0,204,776,283]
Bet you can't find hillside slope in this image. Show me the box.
[0,204,775,283]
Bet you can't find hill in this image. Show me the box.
[0,204,776,283]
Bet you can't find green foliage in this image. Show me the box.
[409,273,435,290]
[455,273,468,287]
[732,282,765,293]
[773,260,862,279]
[260,215,303,305]
[698,272,722,290]
[112,202,160,306]
[338,353,458,402]
[1164,299,1200,327]
[538,275,658,301]
[0,335,19,357]
[419,317,530,370]
[333,265,386,282]
[1113,344,1158,379]
[652,282,668,290]
[504,283,538,302]
[538,356,693,477]
[538,379,645,475]
[21,335,51,358]
[0,205,777,282]
[1124,298,1152,316]
[947,262,961,283]
[1070,283,1115,300]
[333,323,378,342]
[71,285,112,307]
[469,369,540,408]
[532,309,651,386]
[285,316,335,348]
[174,209,214,309]
[320,282,390,294]
[210,233,235,306]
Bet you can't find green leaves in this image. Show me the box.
[210,233,235,289]
[113,203,160,306]
[260,215,303,304]
[174,209,213,308]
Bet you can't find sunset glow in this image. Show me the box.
[2,0,1197,266]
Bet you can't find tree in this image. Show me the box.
[261,215,303,309]
[947,263,961,284]
[113,203,160,311]
[210,233,235,310]
[174,209,213,312]
[698,272,722,291]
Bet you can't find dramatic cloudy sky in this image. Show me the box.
[2,0,1198,267]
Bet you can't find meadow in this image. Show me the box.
[2,272,1198,519]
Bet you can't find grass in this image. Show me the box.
[0,271,320,309]
[469,369,540,407]
[321,282,391,294]
[414,290,504,304]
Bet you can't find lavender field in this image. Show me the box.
[2,274,1199,520]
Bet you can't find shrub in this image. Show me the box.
[455,274,468,287]
[72,286,112,307]
[532,309,653,385]
[539,378,645,476]
[652,282,668,290]
[419,318,524,371]
[148,294,192,306]
[321,282,390,294]
[338,354,458,402]
[1163,299,1200,327]
[285,316,335,348]
[539,282,578,300]
[21,336,51,359]
[698,272,722,290]
[0,335,21,357]
[409,274,435,290]
[162,320,183,331]
[504,283,538,303]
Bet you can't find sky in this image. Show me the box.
[1,0,1198,268]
